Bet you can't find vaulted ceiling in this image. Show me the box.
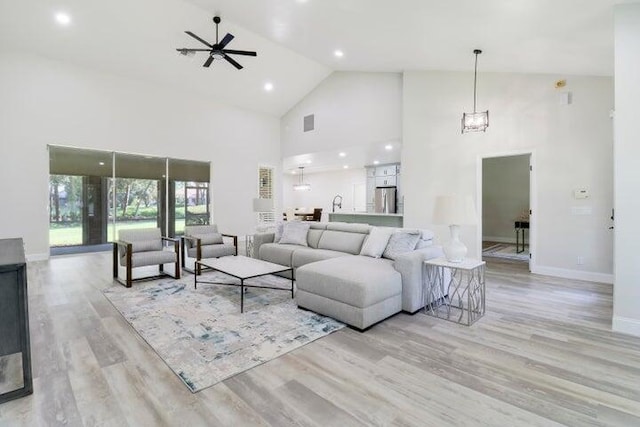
[0,0,620,117]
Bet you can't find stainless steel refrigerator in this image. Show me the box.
[374,187,397,214]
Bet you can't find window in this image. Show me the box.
[48,145,210,251]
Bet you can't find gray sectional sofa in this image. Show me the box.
[252,222,445,330]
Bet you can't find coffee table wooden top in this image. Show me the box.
[196,255,291,280]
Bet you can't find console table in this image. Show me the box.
[423,257,486,326]
[0,238,33,403]
[514,220,530,253]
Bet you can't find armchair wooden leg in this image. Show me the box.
[196,240,202,276]
[174,239,181,279]
[181,237,186,270]
[112,243,118,278]
[126,245,132,288]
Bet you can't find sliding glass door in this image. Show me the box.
[48,146,211,252]
[49,147,112,248]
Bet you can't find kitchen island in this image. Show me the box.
[328,212,403,227]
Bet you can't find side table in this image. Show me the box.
[423,257,486,325]
[514,220,529,253]
[245,235,254,257]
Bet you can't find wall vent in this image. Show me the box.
[303,114,314,132]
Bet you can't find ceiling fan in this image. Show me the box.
[177,16,257,70]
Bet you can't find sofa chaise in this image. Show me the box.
[253,222,445,330]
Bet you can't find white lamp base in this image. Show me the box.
[443,224,467,263]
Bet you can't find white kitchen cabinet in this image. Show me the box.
[375,176,397,187]
[375,165,398,177]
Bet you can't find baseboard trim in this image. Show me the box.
[612,316,640,337]
[531,265,613,284]
[483,236,518,245]
[26,252,49,262]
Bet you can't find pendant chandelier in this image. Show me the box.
[293,166,311,191]
[461,49,489,133]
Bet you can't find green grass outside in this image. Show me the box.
[49,219,186,247]
[48,204,209,246]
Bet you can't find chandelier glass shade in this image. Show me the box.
[462,49,489,133]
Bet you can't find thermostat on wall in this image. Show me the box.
[573,189,589,199]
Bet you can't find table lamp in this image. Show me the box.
[253,198,274,232]
[433,195,477,263]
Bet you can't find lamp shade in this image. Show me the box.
[252,198,274,212]
[433,195,477,225]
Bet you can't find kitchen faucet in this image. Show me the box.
[332,194,343,213]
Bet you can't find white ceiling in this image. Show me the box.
[0,0,620,118]
[190,0,619,76]
[0,0,331,117]
[282,142,402,175]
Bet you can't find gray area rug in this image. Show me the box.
[103,272,344,392]
[483,243,529,261]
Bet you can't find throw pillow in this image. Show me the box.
[359,227,394,258]
[416,239,434,249]
[274,221,285,243]
[415,229,435,249]
[382,231,421,260]
[278,221,311,246]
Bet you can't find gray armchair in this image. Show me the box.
[112,228,180,288]
[181,225,238,275]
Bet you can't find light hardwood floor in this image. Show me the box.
[1,253,640,426]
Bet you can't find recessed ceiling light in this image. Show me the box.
[306,160,312,164]
[373,160,380,165]
[291,170,297,174]
[264,82,274,92]
[55,12,71,26]
[334,50,344,58]
[384,144,393,151]
[338,152,346,157]
[98,161,105,166]
[343,165,349,169]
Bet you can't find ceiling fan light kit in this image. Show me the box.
[462,49,489,133]
[177,16,257,70]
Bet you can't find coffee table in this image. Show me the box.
[194,256,294,313]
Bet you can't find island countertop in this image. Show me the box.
[329,212,403,217]
[328,212,403,227]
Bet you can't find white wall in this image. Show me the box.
[0,53,281,258]
[281,72,402,157]
[482,155,530,242]
[402,71,614,281]
[282,168,367,221]
[613,3,640,336]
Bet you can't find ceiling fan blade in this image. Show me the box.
[177,48,211,52]
[185,31,212,48]
[222,49,257,57]
[218,33,234,49]
[223,54,243,70]
[203,56,214,68]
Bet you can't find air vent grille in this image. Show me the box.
[303,114,314,132]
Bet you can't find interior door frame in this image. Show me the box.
[476,149,536,271]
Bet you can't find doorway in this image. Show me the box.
[479,153,533,267]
